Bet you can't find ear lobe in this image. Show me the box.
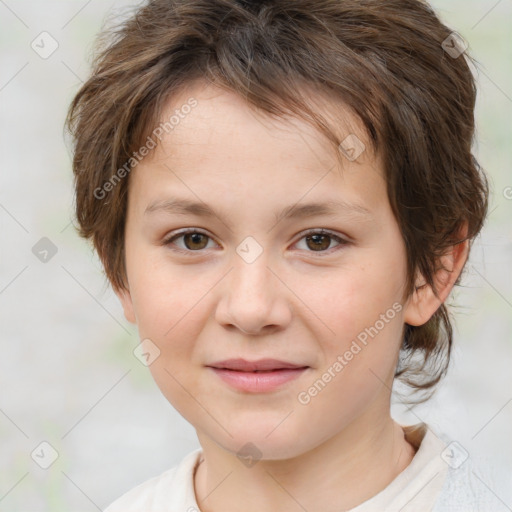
[114,286,137,325]
[403,224,469,327]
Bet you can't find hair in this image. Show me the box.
[66,0,489,401]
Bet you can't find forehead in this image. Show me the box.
[128,80,387,216]
[155,79,374,165]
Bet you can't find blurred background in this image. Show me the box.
[0,0,511,510]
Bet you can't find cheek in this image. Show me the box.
[295,256,406,414]
[125,256,212,413]
[303,259,404,346]
[127,247,208,336]
[294,306,404,439]
[132,283,204,361]
[128,263,209,419]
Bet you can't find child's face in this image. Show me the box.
[117,81,417,459]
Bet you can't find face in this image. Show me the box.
[116,81,419,460]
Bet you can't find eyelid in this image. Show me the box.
[296,227,346,240]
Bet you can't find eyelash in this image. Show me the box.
[162,228,349,257]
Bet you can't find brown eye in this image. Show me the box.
[164,229,217,253]
[182,232,209,250]
[305,233,332,251]
[295,230,347,255]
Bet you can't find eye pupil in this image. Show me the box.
[184,232,208,250]
[306,234,330,251]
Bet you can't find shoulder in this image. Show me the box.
[104,448,202,512]
[395,423,511,512]
[432,444,512,512]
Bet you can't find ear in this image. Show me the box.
[403,223,469,327]
[114,285,137,325]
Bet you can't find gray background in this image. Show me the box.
[0,0,511,510]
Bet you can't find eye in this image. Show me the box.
[294,229,348,255]
[163,229,218,253]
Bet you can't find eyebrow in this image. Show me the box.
[144,197,374,226]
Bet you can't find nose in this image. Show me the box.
[215,252,292,336]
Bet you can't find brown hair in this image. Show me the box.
[66,0,489,400]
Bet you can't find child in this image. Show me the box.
[66,0,501,510]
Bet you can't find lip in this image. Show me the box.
[206,358,309,393]
[208,358,307,372]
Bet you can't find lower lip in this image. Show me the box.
[209,367,308,393]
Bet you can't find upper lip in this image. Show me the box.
[207,358,309,372]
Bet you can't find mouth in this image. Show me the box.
[207,358,309,372]
[206,358,309,393]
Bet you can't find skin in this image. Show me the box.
[115,80,469,511]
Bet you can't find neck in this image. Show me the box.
[194,411,416,512]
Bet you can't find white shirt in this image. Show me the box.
[104,423,508,512]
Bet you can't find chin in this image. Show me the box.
[208,417,313,462]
